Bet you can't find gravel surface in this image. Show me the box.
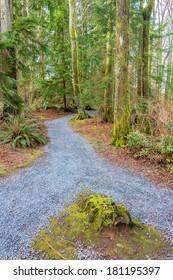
[0,114,173,259]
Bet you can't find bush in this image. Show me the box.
[127,131,173,164]
[0,114,48,148]
[157,135,173,159]
[127,131,153,150]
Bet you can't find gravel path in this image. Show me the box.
[0,115,173,259]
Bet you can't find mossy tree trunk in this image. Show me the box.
[69,0,89,119]
[61,24,68,112]
[69,0,81,99]
[0,0,16,80]
[142,0,155,98]
[112,0,131,147]
[137,0,143,97]
[0,0,23,117]
[103,17,113,123]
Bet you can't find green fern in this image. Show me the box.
[0,114,48,148]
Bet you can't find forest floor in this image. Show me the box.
[0,112,173,260]
[0,109,69,177]
[70,117,173,190]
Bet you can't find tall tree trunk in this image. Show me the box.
[0,0,23,117]
[69,0,81,102]
[137,0,143,97]
[61,24,68,111]
[103,17,113,123]
[0,0,16,80]
[112,0,131,147]
[142,0,155,98]
[69,0,90,119]
[0,0,13,32]
[165,49,173,100]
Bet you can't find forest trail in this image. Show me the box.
[0,115,173,259]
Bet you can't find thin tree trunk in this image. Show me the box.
[103,18,113,123]
[137,0,143,97]
[165,49,173,100]
[62,76,67,111]
[61,24,68,111]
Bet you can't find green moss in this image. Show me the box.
[30,150,45,161]
[77,109,91,120]
[111,114,130,147]
[114,137,125,147]
[69,117,82,123]
[116,221,172,260]
[33,197,98,259]
[39,115,49,120]
[69,110,91,122]
[0,164,8,176]
[85,194,133,230]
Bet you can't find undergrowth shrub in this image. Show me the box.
[157,135,173,160]
[127,131,173,163]
[127,131,153,150]
[131,97,173,135]
[0,114,48,148]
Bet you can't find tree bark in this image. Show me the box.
[69,0,90,119]
[69,0,81,100]
[0,0,17,80]
[137,0,143,97]
[112,0,131,147]
[103,17,113,123]
[142,0,155,97]
[0,0,13,33]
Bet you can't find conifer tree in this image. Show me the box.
[69,0,90,119]
[112,0,131,146]
[0,0,23,116]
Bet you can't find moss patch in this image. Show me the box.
[85,194,133,230]
[0,164,9,177]
[69,117,86,123]
[33,192,173,260]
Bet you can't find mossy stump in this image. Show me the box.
[84,194,133,231]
